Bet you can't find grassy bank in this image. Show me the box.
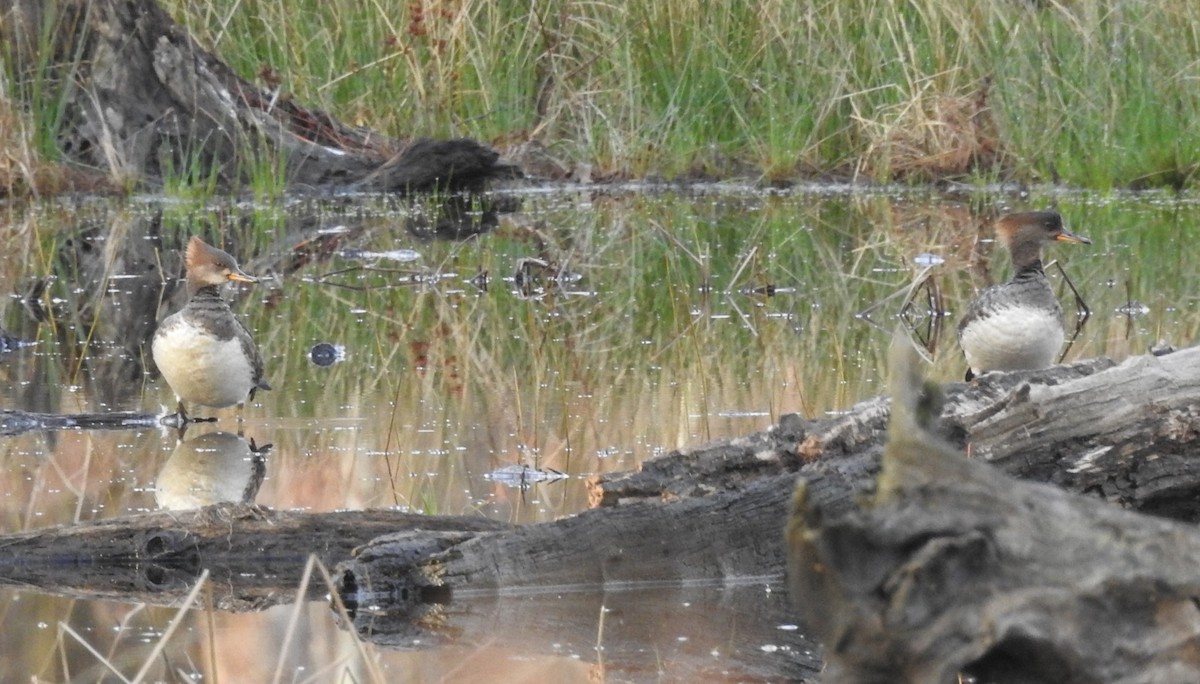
[6,0,1200,190]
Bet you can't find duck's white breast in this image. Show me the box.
[958,304,1065,374]
[152,317,256,408]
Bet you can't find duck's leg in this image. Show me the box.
[174,400,217,428]
[170,400,190,438]
[236,402,246,437]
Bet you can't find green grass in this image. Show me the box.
[164,0,1200,188]
[6,1,1200,190]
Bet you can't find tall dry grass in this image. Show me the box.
[0,80,60,197]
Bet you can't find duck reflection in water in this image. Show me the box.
[155,430,270,510]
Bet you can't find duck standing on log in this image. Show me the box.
[152,237,271,422]
[956,211,1090,380]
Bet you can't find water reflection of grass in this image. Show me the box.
[270,194,885,418]
[5,190,1200,682]
[3,191,1197,522]
[213,192,900,514]
[235,193,975,513]
[13,559,395,683]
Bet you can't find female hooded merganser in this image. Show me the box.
[152,237,270,419]
[957,211,1090,380]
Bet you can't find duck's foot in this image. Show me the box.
[160,403,217,435]
[161,402,189,430]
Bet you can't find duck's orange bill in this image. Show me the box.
[1055,230,1091,245]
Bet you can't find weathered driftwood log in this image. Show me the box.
[0,506,508,611]
[342,473,796,597]
[3,345,1200,678]
[2,348,1197,585]
[1,0,518,192]
[595,348,1200,518]
[786,341,1200,683]
[334,347,1200,644]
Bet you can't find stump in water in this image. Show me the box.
[2,0,519,192]
[786,340,1200,683]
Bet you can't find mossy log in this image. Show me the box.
[2,0,518,192]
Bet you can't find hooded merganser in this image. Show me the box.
[956,211,1090,380]
[152,237,270,419]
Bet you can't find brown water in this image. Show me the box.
[0,186,1195,681]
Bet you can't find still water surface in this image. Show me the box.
[1,186,1196,681]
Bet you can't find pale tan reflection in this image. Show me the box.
[155,430,268,510]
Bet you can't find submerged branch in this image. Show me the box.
[0,409,168,436]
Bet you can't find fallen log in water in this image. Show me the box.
[785,341,1200,683]
[2,345,1200,679]
[0,506,508,611]
[335,346,1200,650]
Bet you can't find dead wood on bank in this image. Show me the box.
[1,0,519,193]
